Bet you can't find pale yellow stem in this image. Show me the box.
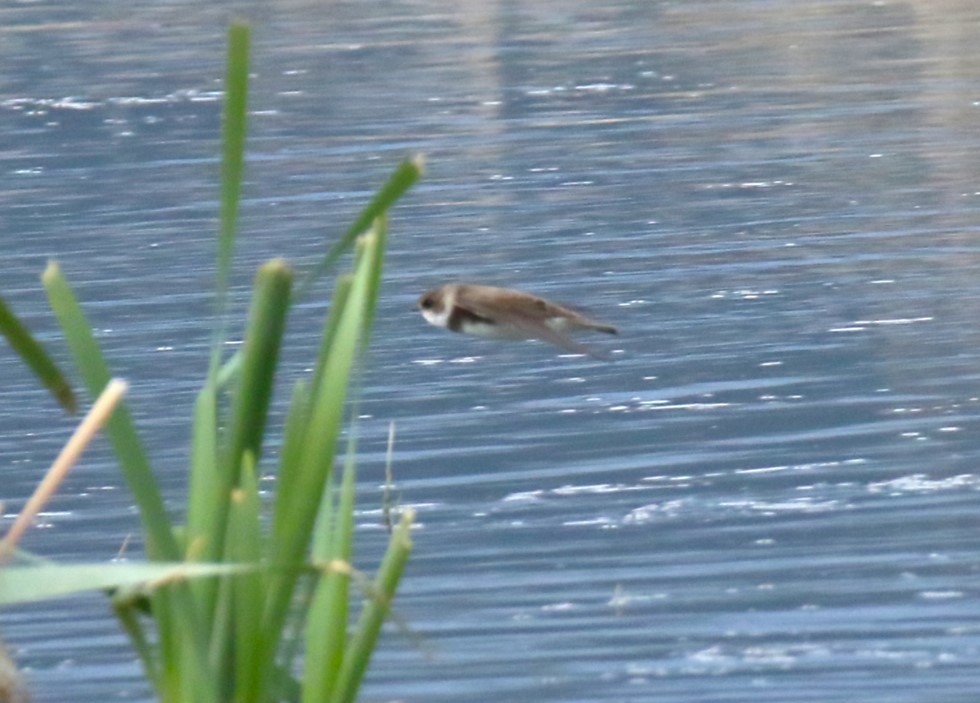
[0,378,128,561]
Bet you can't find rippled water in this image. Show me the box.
[4,1,980,701]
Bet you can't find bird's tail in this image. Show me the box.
[584,321,618,335]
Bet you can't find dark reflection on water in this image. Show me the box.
[4,1,980,702]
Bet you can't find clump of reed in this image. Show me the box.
[0,21,420,703]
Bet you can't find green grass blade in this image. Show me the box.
[0,294,76,413]
[226,259,292,477]
[186,383,219,560]
[230,452,265,702]
[215,156,419,391]
[302,443,357,702]
[214,347,243,391]
[208,571,235,700]
[210,20,251,375]
[274,424,336,686]
[308,274,352,414]
[185,382,220,623]
[0,562,253,605]
[152,589,181,701]
[316,433,356,561]
[41,261,178,561]
[294,156,423,300]
[329,509,415,703]
[209,259,291,568]
[113,595,161,691]
[271,379,311,543]
[42,262,217,700]
[152,587,215,703]
[191,259,291,684]
[155,588,215,703]
[358,215,387,350]
[263,227,382,660]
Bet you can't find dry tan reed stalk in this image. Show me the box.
[0,378,128,561]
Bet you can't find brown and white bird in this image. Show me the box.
[417,283,617,358]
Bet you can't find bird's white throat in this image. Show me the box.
[421,305,452,329]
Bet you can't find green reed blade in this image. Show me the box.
[294,156,423,300]
[302,440,357,702]
[113,594,161,691]
[329,509,414,703]
[208,258,291,563]
[359,214,387,350]
[230,452,264,702]
[41,261,178,561]
[210,21,251,375]
[271,379,312,543]
[308,274,352,414]
[213,155,419,390]
[0,561,251,606]
[185,382,220,620]
[0,294,76,413]
[42,262,216,700]
[262,226,381,662]
[225,259,292,480]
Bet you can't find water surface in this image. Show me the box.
[4,1,980,701]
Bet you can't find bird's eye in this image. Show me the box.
[421,297,433,309]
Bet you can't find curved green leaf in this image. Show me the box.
[0,294,76,413]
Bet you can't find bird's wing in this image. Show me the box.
[460,299,602,358]
[456,286,612,357]
[455,286,556,320]
[518,320,609,358]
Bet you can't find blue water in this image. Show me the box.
[4,1,980,701]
